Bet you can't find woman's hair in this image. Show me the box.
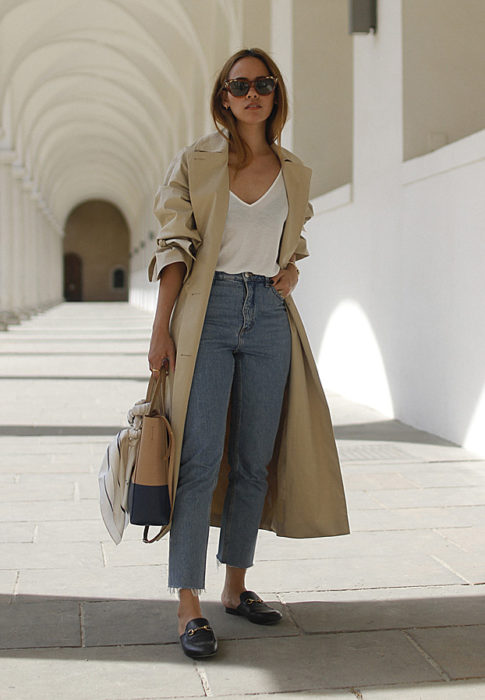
[210,48,288,170]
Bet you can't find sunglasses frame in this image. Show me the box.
[223,75,278,97]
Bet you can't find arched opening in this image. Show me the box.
[112,266,126,290]
[63,200,130,301]
[63,252,83,301]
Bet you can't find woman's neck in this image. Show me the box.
[235,122,272,158]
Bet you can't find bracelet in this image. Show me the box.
[287,261,300,275]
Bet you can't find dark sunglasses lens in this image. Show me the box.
[255,78,275,95]
[229,80,249,96]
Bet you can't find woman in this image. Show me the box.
[148,48,349,659]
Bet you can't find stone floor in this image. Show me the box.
[1,302,485,699]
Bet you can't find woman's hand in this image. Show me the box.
[270,263,299,298]
[148,326,176,374]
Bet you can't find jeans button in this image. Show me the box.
[244,272,250,278]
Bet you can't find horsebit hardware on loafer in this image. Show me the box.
[187,624,211,636]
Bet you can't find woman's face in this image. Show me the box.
[222,56,276,126]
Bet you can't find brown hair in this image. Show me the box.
[210,48,288,170]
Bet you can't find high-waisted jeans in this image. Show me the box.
[168,271,292,591]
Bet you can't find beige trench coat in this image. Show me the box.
[148,131,349,541]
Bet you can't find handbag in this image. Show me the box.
[128,369,175,543]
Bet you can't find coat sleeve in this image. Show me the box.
[293,200,314,261]
[148,148,202,284]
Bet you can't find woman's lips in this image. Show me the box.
[245,104,262,109]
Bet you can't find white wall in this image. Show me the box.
[294,0,485,456]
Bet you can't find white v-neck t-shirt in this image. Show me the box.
[215,170,288,277]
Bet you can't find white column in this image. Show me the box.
[352,0,403,199]
[270,0,293,150]
[55,225,64,305]
[10,164,29,318]
[0,151,16,327]
[38,205,49,308]
[22,178,37,315]
[31,190,43,310]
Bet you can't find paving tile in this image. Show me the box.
[343,491,384,510]
[0,645,205,700]
[16,565,168,601]
[0,481,75,502]
[0,542,104,570]
[371,486,485,509]
[410,625,485,679]
[225,693,353,699]
[342,471,418,490]
[282,585,485,633]
[244,554,464,593]
[205,631,441,694]
[428,550,485,584]
[36,519,143,543]
[0,600,81,648]
[350,506,485,532]
[102,538,168,567]
[0,459,94,473]
[393,462,485,488]
[436,526,485,553]
[0,499,100,522]
[83,598,178,646]
[0,522,35,543]
[17,473,94,485]
[361,680,485,698]
[254,528,462,561]
[0,571,18,597]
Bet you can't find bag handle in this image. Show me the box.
[145,364,169,415]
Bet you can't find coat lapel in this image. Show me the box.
[187,147,229,245]
[275,148,312,266]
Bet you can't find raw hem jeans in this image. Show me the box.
[168,271,291,591]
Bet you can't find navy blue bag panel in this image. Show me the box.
[128,482,170,526]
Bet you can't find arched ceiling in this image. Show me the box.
[0,0,241,237]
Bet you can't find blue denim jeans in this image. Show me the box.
[168,271,292,591]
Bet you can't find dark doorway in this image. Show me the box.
[63,200,130,301]
[64,253,83,301]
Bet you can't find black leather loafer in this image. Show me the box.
[225,590,282,625]
[179,617,218,658]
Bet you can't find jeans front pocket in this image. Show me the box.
[269,284,286,303]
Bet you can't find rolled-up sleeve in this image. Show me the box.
[148,148,202,284]
[293,200,314,261]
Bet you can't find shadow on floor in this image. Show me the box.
[334,420,458,447]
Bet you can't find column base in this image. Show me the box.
[0,310,21,330]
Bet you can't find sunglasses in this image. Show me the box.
[223,76,277,97]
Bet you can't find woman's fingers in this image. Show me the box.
[148,334,176,374]
[272,266,298,297]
